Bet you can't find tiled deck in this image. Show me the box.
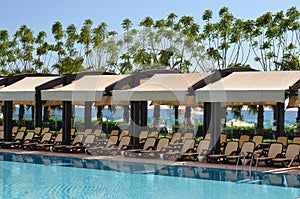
[1,148,300,175]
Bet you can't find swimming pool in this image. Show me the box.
[0,152,299,199]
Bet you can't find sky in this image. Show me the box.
[0,0,299,36]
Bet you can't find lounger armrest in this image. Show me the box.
[145,146,154,150]
[108,144,117,148]
[230,150,239,155]
[275,153,284,158]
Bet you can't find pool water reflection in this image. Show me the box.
[0,152,299,199]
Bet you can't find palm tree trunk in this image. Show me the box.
[297,107,300,132]
[18,105,25,126]
[256,105,264,134]
[123,105,129,123]
[153,105,160,129]
[184,106,192,126]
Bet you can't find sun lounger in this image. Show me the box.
[36,133,63,151]
[139,130,149,146]
[139,138,170,158]
[122,137,157,157]
[1,131,25,148]
[252,135,263,150]
[83,129,93,137]
[292,137,300,144]
[51,134,84,152]
[269,144,300,167]
[255,142,283,166]
[94,136,131,155]
[87,135,119,154]
[238,135,250,149]
[22,132,52,150]
[206,141,239,163]
[169,132,182,145]
[64,134,96,153]
[226,141,255,164]
[160,139,195,160]
[180,139,210,161]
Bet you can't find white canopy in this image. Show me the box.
[0,76,59,101]
[196,71,300,103]
[41,75,127,102]
[113,73,209,102]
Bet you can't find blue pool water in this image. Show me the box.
[0,152,299,199]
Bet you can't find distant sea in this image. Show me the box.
[12,106,298,128]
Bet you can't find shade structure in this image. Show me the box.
[0,76,59,101]
[113,73,210,103]
[196,71,300,103]
[41,75,127,102]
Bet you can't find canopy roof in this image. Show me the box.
[113,73,209,103]
[41,75,127,102]
[196,71,300,103]
[0,76,59,101]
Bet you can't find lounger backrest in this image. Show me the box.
[240,141,255,155]
[84,134,95,145]
[0,131,3,140]
[110,130,119,136]
[292,137,300,144]
[239,135,250,149]
[19,126,26,132]
[41,132,52,143]
[41,127,50,136]
[84,129,93,137]
[181,139,195,153]
[220,134,227,144]
[143,137,156,150]
[70,128,76,136]
[197,139,210,155]
[156,138,169,150]
[106,135,118,148]
[268,143,283,158]
[93,129,102,137]
[224,141,239,155]
[149,131,159,138]
[204,133,211,140]
[34,127,42,135]
[55,133,63,143]
[139,131,148,141]
[170,132,181,144]
[285,144,300,159]
[252,135,263,147]
[12,126,19,134]
[277,136,288,145]
[118,136,130,149]
[24,132,34,140]
[0,126,3,131]
[183,132,193,141]
[119,130,129,141]
[14,131,25,141]
[72,134,84,145]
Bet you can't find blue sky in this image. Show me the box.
[0,0,299,35]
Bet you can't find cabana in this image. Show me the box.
[0,74,67,141]
[106,70,179,147]
[194,71,300,145]
[41,74,128,144]
[113,73,212,147]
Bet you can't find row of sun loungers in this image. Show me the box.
[1,126,300,168]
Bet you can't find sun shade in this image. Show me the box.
[0,76,59,101]
[113,73,210,102]
[41,75,127,102]
[196,71,300,103]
